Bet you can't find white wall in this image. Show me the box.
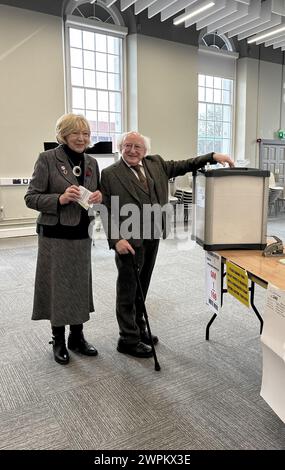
[235,57,284,167]
[0,5,65,234]
[0,5,65,177]
[127,34,198,162]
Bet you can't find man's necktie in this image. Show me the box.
[132,165,149,193]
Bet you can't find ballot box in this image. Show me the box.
[193,167,270,250]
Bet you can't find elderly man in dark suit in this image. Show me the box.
[101,131,234,358]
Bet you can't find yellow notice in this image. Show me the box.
[226,261,249,307]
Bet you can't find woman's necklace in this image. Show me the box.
[68,157,82,177]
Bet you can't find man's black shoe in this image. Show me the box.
[141,330,158,345]
[67,333,98,356]
[117,340,153,358]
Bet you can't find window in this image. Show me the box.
[198,74,233,156]
[67,26,123,150]
[64,1,127,151]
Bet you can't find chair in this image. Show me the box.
[278,187,285,213]
[268,172,284,217]
[268,188,283,217]
[182,190,193,222]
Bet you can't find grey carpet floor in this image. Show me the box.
[0,215,284,450]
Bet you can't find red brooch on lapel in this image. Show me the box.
[85,169,92,177]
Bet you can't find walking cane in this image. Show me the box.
[131,256,161,371]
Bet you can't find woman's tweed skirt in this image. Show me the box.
[32,236,94,326]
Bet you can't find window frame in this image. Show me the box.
[197,73,235,157]
[64,15,128,150]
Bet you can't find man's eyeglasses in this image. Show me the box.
[122,143,145,151]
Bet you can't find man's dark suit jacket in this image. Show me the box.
[101,153,214,249]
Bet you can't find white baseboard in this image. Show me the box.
[0,226,36,238]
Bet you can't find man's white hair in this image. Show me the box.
[117,132,151,156]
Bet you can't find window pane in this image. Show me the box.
[72,108,83,115]
[213,88,221,104]
[96,52,107,71]
[98,91,109,111]
[198,140,206,154]
[86,110,97,128]
[83,31,95,51]
[198,103,206,120]
[84,70,95,88]
[222,78,232,91]
[72,87,84,109]
[215,104,223,121]
[108,73,120,91]
[84,51,95,70]
[109,92,121,112]
[223,122,231,138]
[71,68,83,86]
[207,121,215,137]
[205,76,213,87]
[223,106,231,122]
[70,28,82,48]
[198,74,205,86]
[206,140,214,153]
[198,120,206,137]
[96,33,107,52]
[70,48,83,68]
[108,36,120,55]
[86,89,97,109]
[98,112,109,132]
[214,122,222,138]
[96,71,107,89]
[214,77,222,89]
[222,90,231,105]
[198,87,205,101]
[214,140,223,153]
[109,113,122,133]
[222,139,230,154]
[108,54,120,73]
[207,104,214,120]
[206,87,213,102]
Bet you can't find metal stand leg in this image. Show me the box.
[249,280,263,334]
[205,261,227,340]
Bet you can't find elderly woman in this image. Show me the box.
[25,113,102,365]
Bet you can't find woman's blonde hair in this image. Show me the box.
[55,113,91,145]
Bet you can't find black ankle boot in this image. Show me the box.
[49,326,69,365]
[68,328,98,356]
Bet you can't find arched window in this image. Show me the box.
[197,30,238,157]
[64,1,128,150]
[199,31,235,52]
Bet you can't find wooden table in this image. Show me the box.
[206,245,285,339]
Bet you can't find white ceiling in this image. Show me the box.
[102,0,285,50]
